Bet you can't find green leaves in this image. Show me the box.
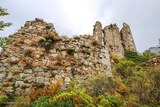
[0,7,12,31]
[0,37,12,48]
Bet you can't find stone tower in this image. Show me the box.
[103,24,124,58]
[120,23,136,52]
[93,21,102,46]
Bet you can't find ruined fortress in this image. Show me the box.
[0,18,136,94]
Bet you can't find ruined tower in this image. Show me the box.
[93,21,102,46]
[103,24,124,58]
[120,23,137,52]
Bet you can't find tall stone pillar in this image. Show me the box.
[93,21,102,46]
[120,23,137,52]
[103,24,124,58]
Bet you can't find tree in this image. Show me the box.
[0,7,12,31]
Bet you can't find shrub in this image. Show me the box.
[82,71,111,96]
[30,88,94,107]
[11,96,30,107]
[92,40,99,46]
[0,95,8,106]
[124,50,153,64]
[81,49,91,55]
[81,44,90,48]
[39,34,60,52]
[66,48,75,56]
[0,37,12,48]
[96,94,122,107]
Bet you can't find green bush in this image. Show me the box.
[0,95,8,105]
[0,37,12,48]
[124,50,153,64]
[96,94,122,107]
[30,88,94,107]
[66,48,75,56]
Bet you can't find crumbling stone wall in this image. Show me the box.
[120,23,137,52]
[0,19,111,94]
[103,24,125,58]
[93,21,102,46]
[0,18,136,94]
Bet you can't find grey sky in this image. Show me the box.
[0,0,160,52]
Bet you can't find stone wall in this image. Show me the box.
[0,18,136,94]
[0,19,111,94]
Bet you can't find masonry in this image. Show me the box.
[0,18,136,94]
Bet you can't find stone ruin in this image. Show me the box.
[0,18,136,94]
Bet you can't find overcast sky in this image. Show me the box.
[0,0,160,52]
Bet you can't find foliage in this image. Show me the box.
[113,53,160,106]
[0,37,12,48]
[82,71,111,96]
[96,94,122,107]
[39,34,60,52]
[0,95,8,105]
[92,39,99,46]
[29,80,63,101]
[0,7,12,31]
[11,96,30,107]
[124,50,153,64]
[29,82,94,107]
[66,48,75,56]
[81,49,91,55]
[113,58,136,78]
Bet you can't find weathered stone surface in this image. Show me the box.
[33,67,44,72]
[0,47,3,53]
[24,69,32,74]
[9,56,20,64]
[0,74,5,81]
[0,18,137,94]
[120,23,136,52]
[64,77,71,84]
[103,24,124,58]
[0,67,6,72]
[15,81,24,87]
[93,21,102,46]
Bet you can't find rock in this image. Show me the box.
[25,88,34,94]
[0,67,6,72]
[24,39,32,44]
[35,18,44,22]
[33,66,44,72]
[6,73,13,81]
[9,56,20,64]
[23,83,32,88]
[0,73,5,81]
[5,86,14,93]
[15,81,24,87]
[0,47,3,53]
[24,76,35,83]
[64,77,71,84]
[55,75,63,80]
[93,21,102,46]
[24,69,32,74]
[120,23,137,52]
[3,82,14,86]
[15,88,24,94]
[51,70,58,76]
